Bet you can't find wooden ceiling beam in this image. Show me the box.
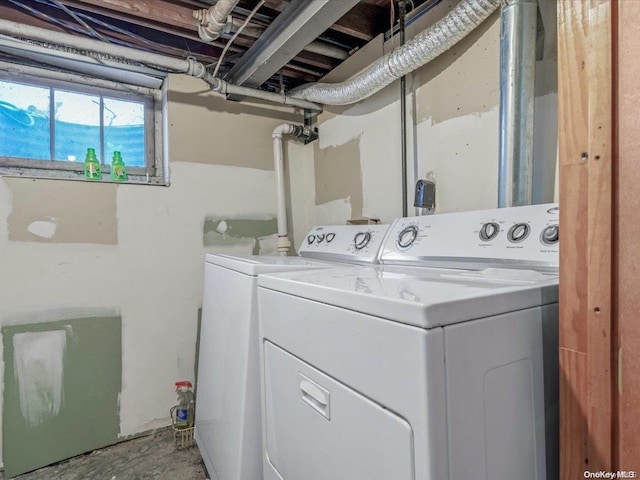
[59,0,197,32]
[330,3,386,42]
[0,3,222,64]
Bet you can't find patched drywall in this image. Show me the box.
[295,0,558,219]
[203,216,277,255]
[12,330,66,428]
[314,138,363,219]
[315,198,353,226]
[415,107,500,212]
[5,178,118,244]
[167,75,301,171]
[2,314,121,478]
[413,10,500,125]
[0,73,290,472]
[312,88,403,224]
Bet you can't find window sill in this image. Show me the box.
[0,170,169,186]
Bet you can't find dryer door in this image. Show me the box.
[263,342,414,480]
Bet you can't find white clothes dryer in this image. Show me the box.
[195,224,389,480]
[257,204,559,480]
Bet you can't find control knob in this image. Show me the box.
[507,223,530,243]
[479,222,500,242]
[397,225,419,250]
[354,232,372,250]
[326,233,336,243]
[317,234,326,243]
[307,235,316,245]
[541,225,559,245]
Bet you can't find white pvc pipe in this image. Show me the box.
[272,123,299,256]
[193,0,240,42]
[0,19,201,75]
[0,20,323,111]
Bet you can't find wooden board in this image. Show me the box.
[615,0,640,470]
[558,0,614,474]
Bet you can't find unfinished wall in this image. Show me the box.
[0,73,306,476]
[293,0,558,231]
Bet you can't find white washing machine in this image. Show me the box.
[195,224,390,480]
[257,204,559,480]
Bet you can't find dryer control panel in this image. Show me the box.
[299,224,390,264]
[381,204,559,272]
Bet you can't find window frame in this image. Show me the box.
[0,61,167,185]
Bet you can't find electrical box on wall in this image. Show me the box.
[414,179,436,214]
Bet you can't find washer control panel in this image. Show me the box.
[299,224,390,264]
[381,204,559,271]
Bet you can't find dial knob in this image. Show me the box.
[317,234,326,243]
[479,222,500,241]
[326,233,335,243]
[541,225,559,245]
[307,235,316,245]
[353,231,372,250]
[507,223,530,243]
[397,225,419,250]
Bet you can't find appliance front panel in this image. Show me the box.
[263,342,414,480]
[444,306,555,480]
[258,287,448,480]
[195,264,262,480]
[299,224,389,264]
[381,204,559,271]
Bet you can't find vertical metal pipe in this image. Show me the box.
[498,0,537,207]
[399,0,408,217]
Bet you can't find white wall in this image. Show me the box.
[0,73,306,468]
[290,0,558,240]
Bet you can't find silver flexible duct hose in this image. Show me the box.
[290,0,501,105]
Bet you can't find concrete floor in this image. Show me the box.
[1,429,208,480]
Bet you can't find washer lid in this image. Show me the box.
[257,265,558,329]
[205,254,336,276]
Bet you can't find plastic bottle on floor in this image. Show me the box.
[174,381,195,429]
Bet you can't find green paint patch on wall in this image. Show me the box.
[2,315,122,478]
[203,217,277,254]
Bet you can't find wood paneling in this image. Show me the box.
[558,0,614,474]
[615,0,640,470]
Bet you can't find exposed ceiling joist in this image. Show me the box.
[62,0,197,32]
[330,3,387,41]
[223,0,359,88]
[0,0,432,93]
[58,0,209,44]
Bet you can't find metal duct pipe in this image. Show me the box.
[204,76,322,111]
[498,0,537,207]
[290,0,501,105]
[193,0,239,42]
[399,0,408,217]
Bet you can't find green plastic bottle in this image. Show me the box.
[111,151,127,182]
[84,148,101,180]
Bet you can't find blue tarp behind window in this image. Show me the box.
[0,104,145,167]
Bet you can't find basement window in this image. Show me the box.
[0,65,166,185]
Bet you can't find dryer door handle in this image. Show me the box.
[299,374,331,420]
